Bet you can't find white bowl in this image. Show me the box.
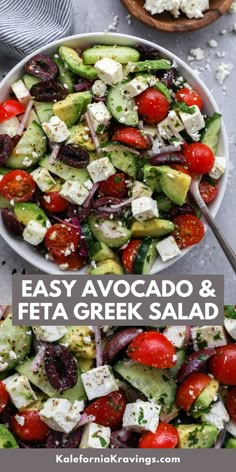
[0,33,229,275]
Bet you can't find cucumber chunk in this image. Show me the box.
[107,82,139,127]
[34,102,54,123]
[40,156,89,184]
[103,144,138,178]
[0,425,18,448]
[22,74,40,90]
[89,216,131,248]
[133,238,157,274]
[6,121,46,169]
[83,46,140,64]
[201,112,222,154]
[126,59,171,74]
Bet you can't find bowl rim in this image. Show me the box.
[0,32,229,275]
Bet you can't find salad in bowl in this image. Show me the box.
[0,34,228,274]
[0,306,236,448]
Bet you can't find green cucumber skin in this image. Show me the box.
[107,82,139,127]
[133,239,157,274]
[201,113,222,154]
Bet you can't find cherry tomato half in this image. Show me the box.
[0,381,9,413]
[127,331,176,369]
[172,214,205,249]
[84,390,127,431]
[11,410,49,442]
[54,253,86,271]
[3,100,26,118]
[45,223,80,258]
[171,164,191,176]
[183,143,215,175]
[0,104,10,124]
[136,88,169,124]
[0,170,36,202]
[176,87,203,110]
[98,173,127,198]
[199,179,218,204]
[122,239,142,273]
[139,423,179,449]
[41,191,69,214]
[176,373,211,412]
[112,127,149,150]
[209,345,236,385]
[226,387,236,421]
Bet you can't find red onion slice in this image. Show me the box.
[0,306,7,320]
[177,348,216,384]
[93,197,125,208]
[70,217,88,258]
[16,100,34,136]
[103,328,143,364]
[96,206,122,215]
[83,182,99,208]
[214,424,227,449]
[92,326,103,367]
[48,143,61,164]
[110,197,135,209]
[102,144,140,156]
[76,413,96,428]
[85,111,101,155]
[31,344,46,372]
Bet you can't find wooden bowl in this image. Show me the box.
[121,0,234,32]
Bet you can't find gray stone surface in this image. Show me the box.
[0,0,235,302]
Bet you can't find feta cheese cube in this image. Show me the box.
[180,0,209,19]
[158,110,184,140]
[59,181,90,205]
[123,401,161,433]
[224,318,236,340]
[163,326,187,349]
[87,102,112,133]
[31,168,56,192]
[179,105,205,140]
[81,365,119,400]
[23,220,47,246]
[79,422,111,448]
[132,196,159,222]
[87,157,116,183]
[124,76,149,98]
[227,420,236,438]
[32,326,67,342]
[209,156,226,180]
[4,374,37,409]
[131,181,153,199]
[191,326,227,351]
[156,236,181,262]
[0,116,20,137]
[40,399,81,434]
[201,401,229,431]
[92,80,107,98]
[144,0,181,16]
[11,79,31,106]
[95,58,123,86]
[42,116,70,143]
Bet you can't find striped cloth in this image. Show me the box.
[0,0,73,58]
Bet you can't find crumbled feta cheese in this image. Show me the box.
[229,1,236,13]
[163,326,187,349]
[22,157,33,167]
[227,420,236,438]
[224,318,236,340]
[23,220,47,246]
[15,414,25,426]
[181,0,209,19]
[144,0,181,16]
[81,365,119,400]
[31,168,56,192]
[208,39,218,48]
[87,157,116,183]
[124,76,149,98]
[179,105,205,139]
[158,110,184,140]
[95,58,123,86]
[40,399,81,434]
[0,116,20,137]
[215,63,233,84]
[132,196,159,222]
[209,156,226,180]
[156,236,181,262]
[123,401,161,433]
[32,326,67,342]
[201,401,230,431]
[131,181,153,199]
[191,326,227,351]
[11,79,31,105]
[108,14,119,32]
[42,116,70,143]
[59,180,90,205]
[80,422,111,448]
[87,102,112,133]
[3,374,37,409]
[92,80,107,98]
[190,47,205,61]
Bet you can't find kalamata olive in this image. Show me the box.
[103,328,143,364]
[58,144,89,168]
[169,204,196,220]
[67,203,91,223]
[137,44,160,61]
[30,80,67,102]
[177,348,216,384]
[25,54,58,81]
[0,134,14,165]
[44,344,78,393]
[93,197,125,208]
[1,208,24,236]
[62,429,82,448]
[75,79,94,92]
[46,430,63,448]
[151,153,186,166]
[159,68,177,88]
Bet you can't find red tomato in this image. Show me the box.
[209,345,236,385]
[122,239,142,273]
[112,127,149,150]
[0,104,10,123]
[176,373,211,412]
[171,164,191,176]
[11,410,49,442]
[98,173,127,198]
[183,143,215,175]
[0,381,9,413]
[136,88,169,124]
[199,179,218,204]
[176,87,203,110]
[3,100,25,118]
[54,253,86,270]
[127,331,176,369]
[45,223,80,257]
[172,214,205,249]
[84,390,127,430]
[226,388,236,420]
[139,423,179,449]
[42,191,68,213]
[0,170,36,202]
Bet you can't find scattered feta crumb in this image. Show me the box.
[208,39,218,48]
[108,14,119,32]
[215,63,233,84]
[190,48,205,61]
[229,1,236,14]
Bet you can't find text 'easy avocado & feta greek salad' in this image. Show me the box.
[0,44,225,273]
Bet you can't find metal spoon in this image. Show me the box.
[190,176,236,273]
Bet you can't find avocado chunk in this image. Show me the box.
[53,91,92,127]
[225,438,236,448]
[76,357,94,373]
[68,123,108,150]
[114,361,176,414]
[190,379,219,418]
[126,59,171,74]
[60,326,96,359]
[89,259,124,275]
[131,218,174,238]
[144,165,162,192]
[155,166,191,206]
[53,55,76,94]
[14,203,48,227]
[91,241,117,262]
[177,424,218,448]
[89,216,131,248]
[0,314,32,372]
[59,46,97,80]
[156,195,173,213]
[103,144,138,178]
[40,156,89,184]
[34,101,54,123]
[0,425,18,448]
[6,122,46,169]
[83,45,140,64]
[17,358,86,401]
